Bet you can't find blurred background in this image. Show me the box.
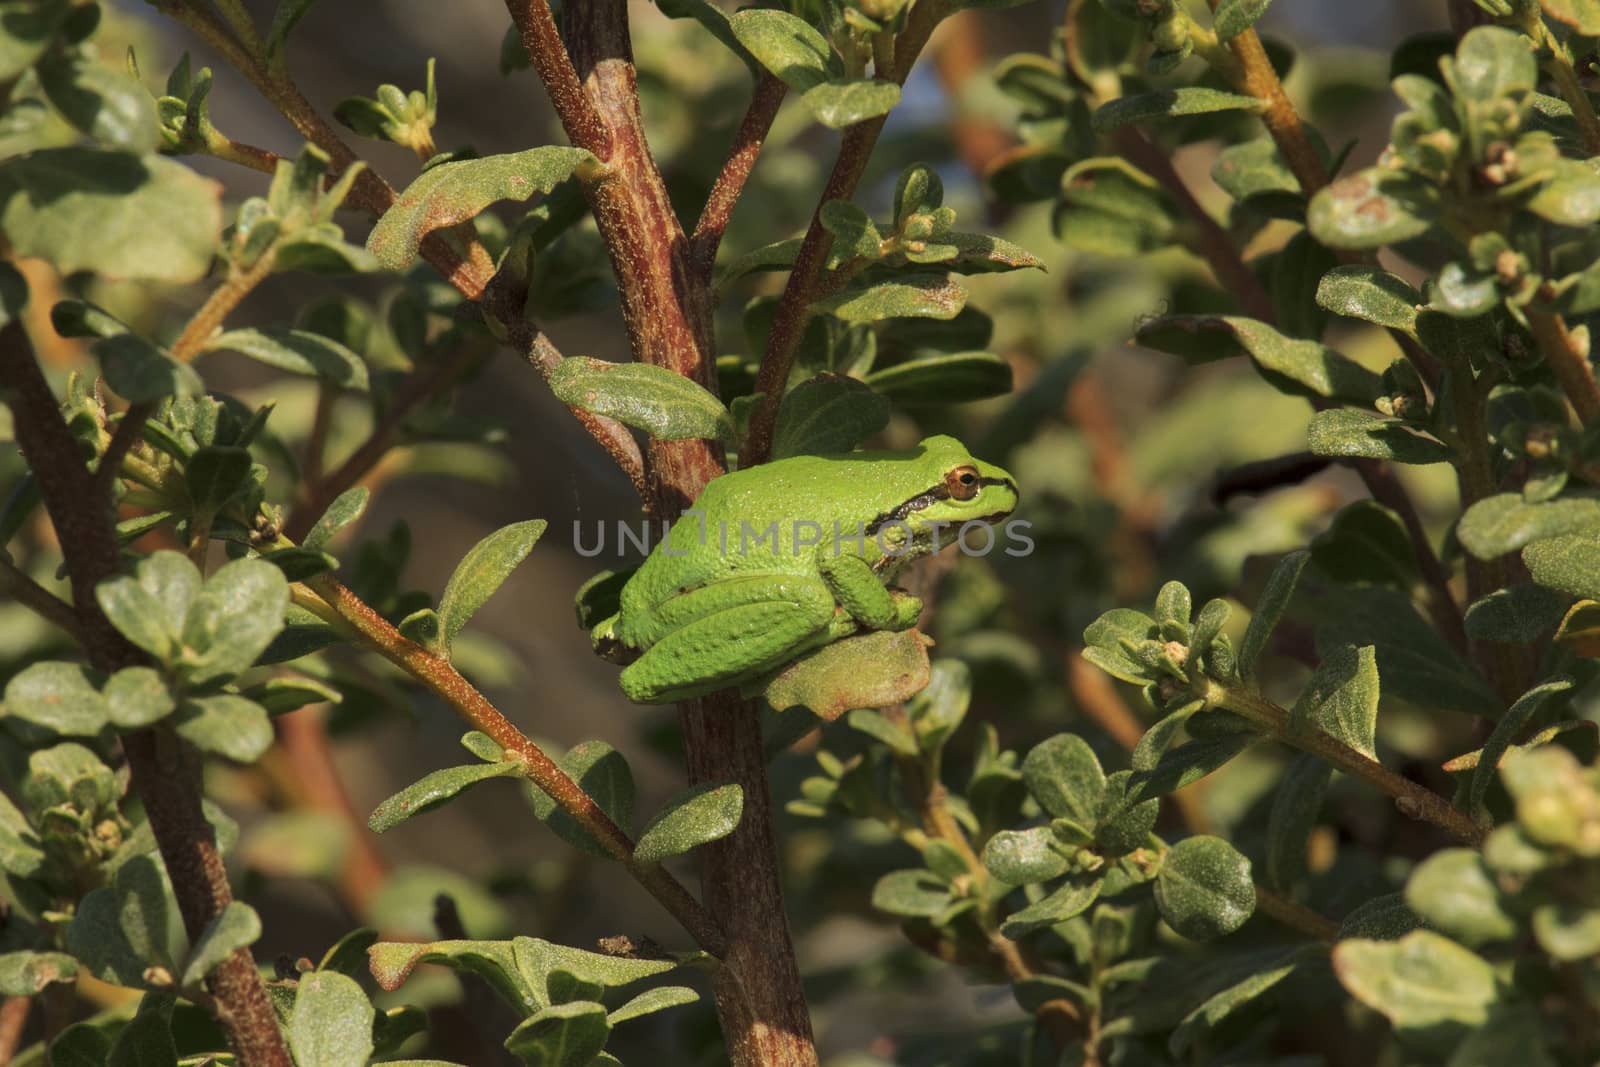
[6,0,1475,1061]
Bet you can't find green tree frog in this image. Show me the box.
[591,435,1019,704]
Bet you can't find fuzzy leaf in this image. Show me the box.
[1404,850,1515,946]
[1307,169,1436,249]
[1154,836,1255,940]
[1308,409,1452,464]
[205,328,369,390]
[632,783,743,863]
[304,487,370,550]
[1264,754,1332,892]
[814,275,967,323]
[1289,645,1379,759]
[2,661,108,736]
[771,375,888,459]
[1021,734,1105,825]
[503,1001,610,1066]
[175,694,273,762]
[102,667,174,729]
[368,146,592,269]
[436,519,548,652]
[524,741,635,858]
[1522,533,1600,600]
[607,985,699,1025]
[1315,265,1421,334]
[863,351,1012,404]
[1239,550,1309,676]
[290,970,375,1067]
[93,334,202,404]
[369,761,527,833]
[0,950,77,995]
[1333,931,1498,1034]
[180,901,261,987]
[982,827,1069,886]
[1212,0,1272,41]
[180,558,290,683]
[1135,315,1382,404]
[1465,679,1573,814]
[999,876,1103,937]
[1457,494,1600,559]
[550,357,733,443]
[0,148,222,283]
[871,869,951,917]
[1091,88,1264,132]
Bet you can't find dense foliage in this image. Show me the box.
[0,0,1598,1065]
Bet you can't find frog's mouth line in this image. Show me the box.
[863,477,1019,537]
[868,506,1019,574]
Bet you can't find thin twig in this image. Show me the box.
[1528,304,1600,425]
[0,554,87,643]
[170,249,280,364]
[298,575,727,956]
[742,4,943,465]
[1253,884,1339,942]
[690,74,787,280]
[0,323,293,1067]
[1206,679,1485,846]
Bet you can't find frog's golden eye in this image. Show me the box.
[946,465,981,501]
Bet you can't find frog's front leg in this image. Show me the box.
[617,576,840,704]
[817,553,923,631]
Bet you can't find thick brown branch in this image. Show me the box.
[0,323,292,1067]
[691,74,787,280]
[505,0,612,156]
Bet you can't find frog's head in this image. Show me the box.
[865,435,1018,553]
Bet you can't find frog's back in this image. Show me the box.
[617,444,958,618]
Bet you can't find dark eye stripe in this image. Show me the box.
[862,476,1017,536]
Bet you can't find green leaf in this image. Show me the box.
[727,10,832,92]
[942,232,1046,274]
[1453,26,1536,102]
[1134,315,1382,404]
[1127,735,1256,805]
[1091,88,1264,132]
[1317,587,1500,717]
[0,148,222,283]
[1153,836,1255,940]
[266,0,321,64]
[1289,645,1379,759]
[102,667,175,729]
[1264,753,1332,892]
[1465,679,1573,813]
[0,0,68,81]
[1543,0,1600,33]
[908,658,970,753]
[66,887,147,986]
[1404,849,1515,946]
[369,939,535,1012]
[1082,607,1159,683]
[95,551,200,662]
[1312,409,1452,463]
[1310,500,1419,587]
[435,519,547,653]
[799,79,901,128]
[763,628,932,723]
[982,827,1069,885]
[1239,549,1308,676]
[524,741,635,858]
[303,487,369,550]
[93,334,202,404]
[772,375,889,459]
[368,146,592,269]
[204,328,369,390]
[1212,137,1301,205]
[184,445,254,514]
[1095,770,1161,854]
[1212,0,1271,41]
[549,357,733,443]
[106,993,177,1067]
[1307,168,1436,249]
[1524,532,1600,599]
[180,901,261,987]
[999,876,1103,937]
[512,935,681,995]
[503,1001,611,1066]
[174,694,273,762]
[180,558,290,683]
[1457,493,1600,559]
[1315,265,1421,335]
[0,950,77,995]
[862,351,1012,404]
[2,661,108,736]
[1464,584,1570,644]
[369,760,527,833]
[814,275,967,323]
[871,869,952,917]
[37,52,160,152]
[1021,734,1105,826]
[607,985,699,1025]
[1053,158,1178,255]
[1338,893,1422,941]
[1532,901,1600,960]
[633,783,743,863]
[114,854,182,973]
[1332,931,1499,1034]
[290,970,375,1067]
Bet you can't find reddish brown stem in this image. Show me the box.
[0,996,29,1066]
[505,0,613,157]
[305,575,726,955]
[1113,128,1276,322]
[691,74,787,280]
[0,323,292,1067]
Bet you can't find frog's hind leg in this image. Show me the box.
[617,577,839,704]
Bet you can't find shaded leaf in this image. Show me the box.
[2,661,108,736]
[1457,494,1600,559]
[1315,265,1421,334]
[814,275,967,323]
[1289,645,1379,759]
[369,760,527,833]
[771,375,888,459]
[180,901,261,987]
[1522,533,1600,599]
[550,357,732,443]
[1240,550,1309,676]
[1091,88,1264,132]
[1405,849,1515,946]
[437,519,548,652]
[1154,836,1255,940]
[205,328,369,390]
[290,970,375,1067]
[1308,408,1452,464]
[863,350,1012,404]
[632,783,743,863]
[1333,931,1498,1035]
